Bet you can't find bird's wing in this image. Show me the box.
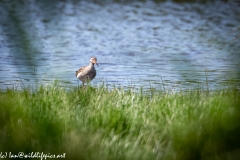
[76,66,86,77]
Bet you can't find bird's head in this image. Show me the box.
[90,57,98,66]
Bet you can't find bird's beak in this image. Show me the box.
[95,62,99,66]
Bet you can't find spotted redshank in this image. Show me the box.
[76,57,98,86]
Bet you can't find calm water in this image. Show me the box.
[0,0,240,91]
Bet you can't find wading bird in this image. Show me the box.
[76,57,98,87]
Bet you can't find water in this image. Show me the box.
[0,0,240,91]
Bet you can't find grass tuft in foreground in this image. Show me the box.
[0,82,240,160]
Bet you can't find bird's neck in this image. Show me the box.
[89,62,94,67]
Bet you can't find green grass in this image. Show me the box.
[0,82,240,160]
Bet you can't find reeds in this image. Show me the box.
[0,82,239,160]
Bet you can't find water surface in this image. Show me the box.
[0,0,239,91]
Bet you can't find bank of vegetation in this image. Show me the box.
[0,82,240,160]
